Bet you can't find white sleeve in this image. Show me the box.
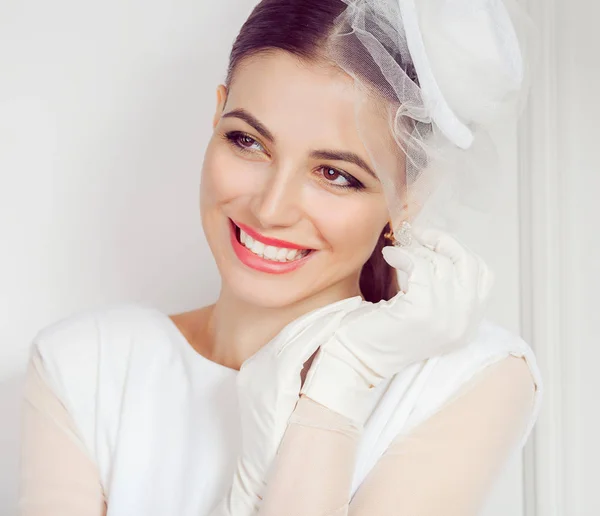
[259,354,537,516]
[18,340,538,516]
[348,354,537,515]
[18,347,107,516]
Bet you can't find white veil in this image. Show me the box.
[322,0,537,237]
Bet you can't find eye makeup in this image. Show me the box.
[221,130,366,191]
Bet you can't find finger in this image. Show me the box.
[383,246,433,305]
[396,268,410,294]
[478,261,495,301]
[466,252,492,296]
[409,246,455,280]
[277,308,350,367]
[413,228,478,286]
[381,246,415,275]
[275,296,362,351]
[384,245,452,281]
[412,228,470,263]
[241,297,362,373]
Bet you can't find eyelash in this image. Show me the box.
[222,130,365,191]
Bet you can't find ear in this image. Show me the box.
[212,84,228,129]
[392,197,423,229]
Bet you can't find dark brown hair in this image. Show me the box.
[224,0,402,303]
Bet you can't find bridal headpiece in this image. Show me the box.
[324,0,536,241]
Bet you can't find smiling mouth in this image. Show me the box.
[232,222,313,263]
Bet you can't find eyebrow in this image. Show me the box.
[221,108,378,180]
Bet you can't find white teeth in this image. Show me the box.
[263,245,278,260]
[238,227,309,262]
[276,248,289,262]
[251,240,265,255]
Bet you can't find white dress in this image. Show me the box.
[18,302,544,515]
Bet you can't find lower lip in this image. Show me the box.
[229,219,315,274]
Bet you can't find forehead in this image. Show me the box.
[225,51,372,147]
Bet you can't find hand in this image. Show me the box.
[300,227,495,426]
[210,296,363,516]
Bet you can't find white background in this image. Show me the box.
[0,0,596,514]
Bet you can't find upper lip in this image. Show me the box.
[232,219,310,250]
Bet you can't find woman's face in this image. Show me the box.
[200,50,391,308]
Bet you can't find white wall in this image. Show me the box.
[0,1,257,510]
[1,0,584,514]
[520,1,600,515]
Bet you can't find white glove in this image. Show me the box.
[210,295,363,516]
[300,227,495,426]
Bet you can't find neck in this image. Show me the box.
[204,279,362,371]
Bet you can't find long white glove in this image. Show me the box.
[300,227,495,426]
[209,296,363,516]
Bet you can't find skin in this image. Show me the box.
[171,50,396,371]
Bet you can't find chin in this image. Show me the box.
[224,278,317,309]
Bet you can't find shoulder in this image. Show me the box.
[467,319,542,403]
[401,319,543,440]
[32,302,157,362]
[398,353,538,456]
[482,352,536,391]
[429,318,542,389]
[370,355,539,511]
[447,353,537,416]
[481,353,536,395]
[30,302,168,400]
[352,321,544,490]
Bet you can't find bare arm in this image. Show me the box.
[258,354,537,516]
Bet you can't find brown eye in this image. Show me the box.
[238,134,258,148]
[224,131,266,153]
[320,166,351,187]
[317,166,365,191]
[324,167,341,180]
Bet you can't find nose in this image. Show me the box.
[250,164,304,229]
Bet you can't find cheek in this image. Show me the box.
[201,140,263,207]
[309,194,386,260]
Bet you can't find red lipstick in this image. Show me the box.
[229,219,315,275]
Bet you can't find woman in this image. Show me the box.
[18,1,543,515]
